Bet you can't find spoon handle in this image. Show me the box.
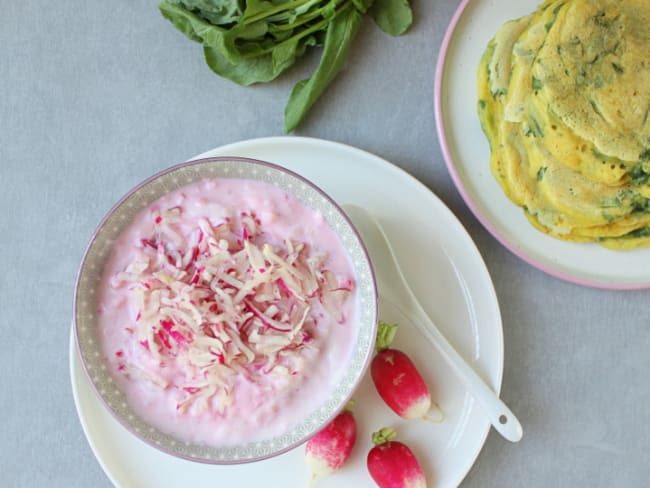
[405,295,523,442]
[344,204,522,442]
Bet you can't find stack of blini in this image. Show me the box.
[478,0,650,249]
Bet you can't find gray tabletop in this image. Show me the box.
[2,1,649,487]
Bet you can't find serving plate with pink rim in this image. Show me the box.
[70,136,503,487]
[434,0,650,289]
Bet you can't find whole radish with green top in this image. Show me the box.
[304,403,357,481]
[371,321,433,420]
[367,427,427,488]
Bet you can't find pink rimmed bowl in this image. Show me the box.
[73,157,377,464]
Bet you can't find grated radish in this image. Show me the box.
[367,428,427,488]
[109,204,355,414]
[371,321,432,420]
[305,404,357,480]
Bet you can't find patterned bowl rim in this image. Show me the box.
[73,156,378,464]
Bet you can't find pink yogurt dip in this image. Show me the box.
[96,178,358,447]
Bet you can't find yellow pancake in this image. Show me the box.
[533,0,650,162]
[477,0,650,249]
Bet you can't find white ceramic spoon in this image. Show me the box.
[343,204,523,443]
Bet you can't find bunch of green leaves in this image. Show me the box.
[159,0,413,132]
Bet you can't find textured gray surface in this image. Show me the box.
[1,0,649,487]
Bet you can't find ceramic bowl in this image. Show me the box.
[73,156,377,464]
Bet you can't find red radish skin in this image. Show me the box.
[371,321,432,419]
[367,428,427,488]
[305,407,357,479]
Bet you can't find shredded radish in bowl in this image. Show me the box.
[103,185,356,431]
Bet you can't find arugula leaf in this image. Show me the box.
[242,0,316,24]
[160,2,210,43]
[167,0,243,26]
[160,0,413,131]
[204,32,319,85]
[160,2,242,63]
[241,0,282,23]
[284,3,363,132]
[368,0,412,36]
[266,2,337,38]
[265,0,340,26]
[351,0,375,14]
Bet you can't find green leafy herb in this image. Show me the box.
[590,99,603,117]
[167,0,243,26]
[600,197,621,209]
[529,115,544,138]
[159,0,413,132]
[622,227,650,239]
[631,195,650,213]
[607,190,650,213]
[630,163,650,186]
[368,0,412,36]
[536,166,547,181]
[592,148,608,160]
[531,76,543,91]
[284,3,362,132]
[544,2,564,32]
[611,62,624,74]
[592,10,620,29]
[491,87,508,98]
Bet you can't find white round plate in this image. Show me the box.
[435,0,650,289]
[70,136,503,488]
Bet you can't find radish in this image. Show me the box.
[371,321,433,420]
[367,427,427,488]
[305,404,357,481]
